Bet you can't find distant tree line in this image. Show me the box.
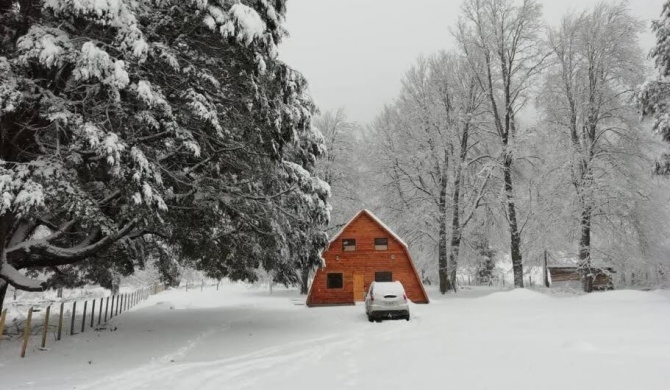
[324,0,670,293]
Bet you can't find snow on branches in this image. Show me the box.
[43,0,147,59]
[0,166,45,218]
[0,0,329,294]
[16,26,74,69]
[74,42,130,90]
[0,58,22,114]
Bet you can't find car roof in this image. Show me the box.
[371,281,405,294]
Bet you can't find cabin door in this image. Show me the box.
[353,273,365,301]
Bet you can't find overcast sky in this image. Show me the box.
[279,0,665,126]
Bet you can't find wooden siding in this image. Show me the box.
[307,211,429,306]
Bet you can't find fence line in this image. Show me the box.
[0,283,166,359]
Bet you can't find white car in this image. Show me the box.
[365,281,410,322]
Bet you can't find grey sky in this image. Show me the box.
[279,0,665,125]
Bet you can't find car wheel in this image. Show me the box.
[405,315,410,321]
[367,314,373,322]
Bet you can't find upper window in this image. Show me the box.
[342,239,356,252]
[327,273,343,289]
[374,238,388,250]
[375,271,393,282]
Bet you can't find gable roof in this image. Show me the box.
[329,209,408,248]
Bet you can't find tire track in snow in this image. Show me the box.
[74,324,229,390]
[76,333,345,390]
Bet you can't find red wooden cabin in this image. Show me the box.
[306,209,429,306]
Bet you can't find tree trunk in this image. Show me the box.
[448,234,461,293]
[438,182,449,294]
[504,156,524,288]
[299,266,310,295]
[447,166,463,292]
[579,205,593,293]
[0,279,7,314]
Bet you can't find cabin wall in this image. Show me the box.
[307,213,429,306]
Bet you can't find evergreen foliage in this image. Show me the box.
[0,0,329,304]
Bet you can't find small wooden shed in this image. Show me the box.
[306,209,429,306]
[547,266,615,290]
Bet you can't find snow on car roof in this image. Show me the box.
[372,281,405,295]
[329,209,408,248]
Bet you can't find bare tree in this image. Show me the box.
[369,53,490,293]
[430,53,491,292]
[541,2,645,291]
[455,0,546,288]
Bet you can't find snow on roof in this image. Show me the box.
[329,209,408,249]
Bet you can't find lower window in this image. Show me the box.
[327,273,343,289]
[375,271,392,282]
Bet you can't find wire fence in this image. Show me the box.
[0,283,166,359]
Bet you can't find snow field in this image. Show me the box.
[1,283,669,390]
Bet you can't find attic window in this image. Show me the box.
[374,238,388,250]
[342,239,356,252]
[327,273,343,289]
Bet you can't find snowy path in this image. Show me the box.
[2,284,670,390]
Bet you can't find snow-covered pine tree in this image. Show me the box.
[0,0,329,310]
[472,231,496,285]
[641,0,670,174]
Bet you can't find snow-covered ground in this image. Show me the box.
[1,283,669,390]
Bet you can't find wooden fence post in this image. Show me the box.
[115,294,120,316]
[70,301,77,335]
[41,305,51,349]
[90,299,96,328]
[105,296,110,321]
[20,307,34,358]
[0,308,7,349]
[98,297,103,325]
[110,295,115,319]
[57,302,64,341]
[81,301,87,333]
